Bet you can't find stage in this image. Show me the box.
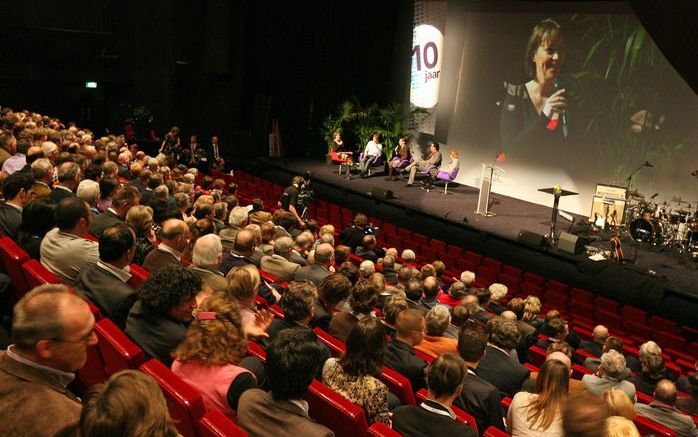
[250,158,698,327]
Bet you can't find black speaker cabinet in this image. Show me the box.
[371,186,393,200]
[558,232,584,255]
[518,230,546,247]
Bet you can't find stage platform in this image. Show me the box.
[250,157,698,327]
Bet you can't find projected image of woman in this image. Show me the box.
[500,19,567,153]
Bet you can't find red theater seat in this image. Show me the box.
[140,359,206,437]
[415,389,478,434]
[314,327,346,356]
[197,409,248,437]
[94,318,145,376]
[304,379,368,437]
[528,345,547,368]
[0,236,30,301]
[75,344,108,393]
[380,366,416,406]
[484,426,511,436]
[127,263,149,290]
[21,259,61,289]
[633,415,676,437]
[247,341,267,363]
[367,422,402,437]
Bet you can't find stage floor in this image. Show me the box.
[259,158,698,302]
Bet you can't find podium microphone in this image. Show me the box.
[553,78,568,138]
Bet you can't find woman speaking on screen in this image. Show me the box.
[500,19,567,154]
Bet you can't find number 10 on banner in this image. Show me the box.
[410,24,443,108]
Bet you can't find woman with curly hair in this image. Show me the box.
[125,264,202,366]
[172,294,258,419]
[322,317,391,425]
[80,370,179,437]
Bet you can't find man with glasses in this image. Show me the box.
[89,185,140,239]
[0,284,98,436]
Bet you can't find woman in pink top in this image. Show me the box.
[171,294,257,419]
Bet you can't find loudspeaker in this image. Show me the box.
[518,230,546,247]
[371,186,393,200]
[558,232,584,255]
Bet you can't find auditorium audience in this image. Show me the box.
[79,370,179,437]
[582,349,637,402]
[676,372,698,415]
[50,161,81,203]
[476,317,530,398]
[260,235,301,282]
[487,283,508,315]
[125,204,157,265]
[142,218,190,272]
[634,379,698,437]
[41,197,99,284]
[190,233,228,296]
[380,294,409,339]
[415,304,458,359]
[171,294,259,419]
[267,282,326,356]
[125,264,200,366]
[294,242,333,286]
[311,273,352,332]
[75,223,137,329]
[438,280,467,307]
[237,328,333,436]
[220,205,248,251]
[630,340,691,394]
[603,416,640,437]
[30,158,54,199]
[419,275,440,310]
[456,327,506,433]
[16,197,56,260]
[579,325,609,357]
[322,317,391,425]
[392,354,477,436]
[507,359,569,435]
[384,308,428,391]
[0,284,97,436]
[329,280,378,343]
[0,171,34,240]
[602,387,636,420]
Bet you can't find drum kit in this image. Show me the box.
[625,191,698,253]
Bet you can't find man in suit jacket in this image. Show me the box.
[582,349,637,402]
[578,325,608,358]
[41,198,100,284]
[476,318,530,398]
[89,186,140,239]
[142,219,190,272]
[294,243,333,286]
[456,328,506,433]
[0,172,33,240]
[261,236,301,282]
[220,205,248,252]
[75,223,137,330]
[635,379,698,437]
[311,273,352,333]
[380,255,399,284]
[405,142,442,186]
[393,354,477,437]
[49,161,81,203]
[0,285,97,436]
[189,234,228,297]
[237,329,333,436]
[384,308,428,392]
[30,157,54,199]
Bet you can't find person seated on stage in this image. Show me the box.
[422,150,460,190]
[329,131,353,164]
[404,141,442,187]
[392,353,477,437]
[385,136,410,181]
[356,132,383,179]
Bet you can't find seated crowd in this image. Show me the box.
[0,107,696,437]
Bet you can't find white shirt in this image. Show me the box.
[97,260,132,283]
[364,140,383,157]
[6,345,75,387]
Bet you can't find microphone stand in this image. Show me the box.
[624,161,650,193]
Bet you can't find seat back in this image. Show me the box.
[367,422,402,437]
[95,318,145,376]
[415,388,478,434]
[304,379,368,437]
[197,409,248,437]
[127,263,149,290]
[379,366,416,405]
[0,236,30,301]
[527,345,547,368]
[247,341,267,363]
[633,415,676,437]
[483,426,511,436]
[140,359,206,437]
[314,327,346,357]
[21,259,61,289]
[75,344,108,393]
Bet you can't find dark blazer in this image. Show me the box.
[328,311,359,343]
[260,254,300,282]
[455,369,505,433]
[89,209,123,239]
[293,264,330,287]
[49,185,74,203]
[0,352,82,437]
[578,340,603,358]
[339,226,365,251]
[125,301,188,366]
[381,268,398,284]
[384,338,427,392]
[75,263,137,330]
[310,299,332,332]
[219,253,277,304]
[237,388,334,437]
[0,202,22,240]
[142,247,181,273]
[392,400,477,437]
[476,345,530,398]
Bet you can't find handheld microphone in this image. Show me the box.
[553,78,568,138]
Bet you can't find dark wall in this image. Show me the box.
[0,0,407,159]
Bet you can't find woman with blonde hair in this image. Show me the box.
[603,416,640,437]
[125,204,157,265]
[171,294,258,420]
[522,295,544,329]
[602,388,635,420]
[224,264,261,327]
[80,370,179,437]
[507,358,568,436]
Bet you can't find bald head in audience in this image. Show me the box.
[160,219,190,252]
[234,229,256,257]
[314,243,334,268]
